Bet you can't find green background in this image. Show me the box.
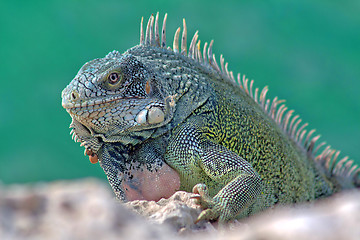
[1,0,359,184]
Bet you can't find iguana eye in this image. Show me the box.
[108,72,120,84]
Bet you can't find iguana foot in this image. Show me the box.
[192,183,223,223]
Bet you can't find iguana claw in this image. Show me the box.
[189,194,201,201]
[192,183,212,207]
[192,183,221,223]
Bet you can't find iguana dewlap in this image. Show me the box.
[61,13,359,223]
[121,162,180,201]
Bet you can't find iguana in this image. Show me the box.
[61,13,359,223]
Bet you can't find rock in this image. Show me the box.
[0,179,359,240]
[125,191,215,234]
[230,190,360,240]
[0,179,177,240]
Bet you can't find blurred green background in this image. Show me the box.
[1,0,359,184]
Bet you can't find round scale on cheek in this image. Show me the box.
[148,107,165,124]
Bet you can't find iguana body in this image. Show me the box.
[61,13,359,222]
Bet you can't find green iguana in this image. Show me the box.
[61,13,359,223]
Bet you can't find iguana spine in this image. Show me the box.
[138,13,359,187]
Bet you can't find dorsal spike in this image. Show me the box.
[316,146,332,167]
[254,87,259,103]
[140,17,144,45]
[145,14,153,45]
[299,129,307,143]
[308,135,321,153]
[277,106,288,125]
[225,63,230,78]
[211,53,220,72]
[173,27,181,53]
[149,15,155,46]
[161,13,167,48]
[259,86,269,107]
[181,19,187,55]
[275,104,286,123]
[304,129,316,148]
[315,142,328,157]
[346,161,357,177]
[236,73,242,87]
[264,99,270,113]
[203,42,208,64]
[322,149,336,168]
[345,161,357,176]
[196,40,202,62]
[189,31,198,58]
[269,97,278,118]
[327,151,340,175]
[220,55,225,73]
[208,40,214,65]
[288,115,299,134]
[335,156,349,175]
[243,75,249,94]
[154,12,160,47]
[230,71,235,83]
[249,80,254,98]
[291,118,302,138]
[283,110,294,131]
[296,123,308,141]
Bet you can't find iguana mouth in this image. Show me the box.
[68,98,167,137]
[62,95,144,110]
[70,118,92,140]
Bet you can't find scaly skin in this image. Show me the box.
[61,13,359,223]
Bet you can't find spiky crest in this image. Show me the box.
[139,13,359,187]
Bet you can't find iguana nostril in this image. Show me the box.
[70,90,80,101]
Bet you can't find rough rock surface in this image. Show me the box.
[125,191,215,234]
[0,179,359,240]
[0,179,178,240]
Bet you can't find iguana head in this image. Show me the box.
[61,13,212,156]
[61,49,177,153]
[61,12,223,159]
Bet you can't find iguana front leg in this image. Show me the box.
[166,122,262,223]
[193,140,262,222]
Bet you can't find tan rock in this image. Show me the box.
[126,191,215,233]
[0,179,359,240]
[0,179,177,240]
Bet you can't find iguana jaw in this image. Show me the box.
[66,97,170,161]
[61,94,128,110]
[66,97,167,133]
